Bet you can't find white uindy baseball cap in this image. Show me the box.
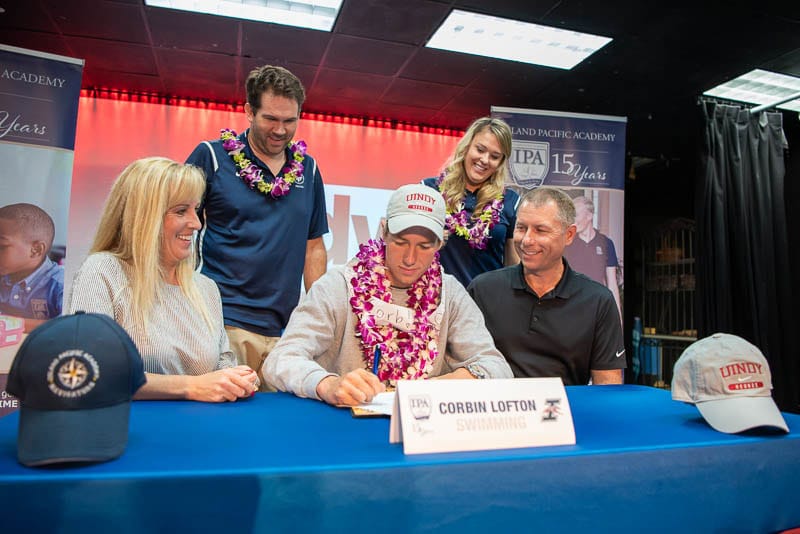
[386,184,446,242]
[671,333,788,434]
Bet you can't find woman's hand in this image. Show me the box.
[186,365,259,402]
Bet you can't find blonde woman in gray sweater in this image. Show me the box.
[264,184,512,406]
[68,157,258,402]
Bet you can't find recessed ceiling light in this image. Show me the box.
[704,69,800,112]
[426,9,612,70]
[144,0,342,32]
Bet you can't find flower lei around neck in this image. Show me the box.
[349,239,442,383]
[220,128,306,199]
[436,173,503,250]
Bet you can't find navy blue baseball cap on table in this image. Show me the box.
[6,312,146,467]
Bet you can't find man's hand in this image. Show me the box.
[186,365,259,402]
[590,368,624,385]
[432,367,474,380]
[316,369,385,406]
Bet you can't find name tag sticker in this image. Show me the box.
[389,377,575,454]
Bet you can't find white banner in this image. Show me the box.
[0,45,84,417]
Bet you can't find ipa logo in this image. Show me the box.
[408,394,432,420]
[510,140,549,188]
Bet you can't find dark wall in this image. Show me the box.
[782,111,800,412]
[784,112,800,318]
[622,153,695,384]
[623,109,799,410]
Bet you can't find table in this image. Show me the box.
[1,385,798,533]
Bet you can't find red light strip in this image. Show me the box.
[80,88,465,136]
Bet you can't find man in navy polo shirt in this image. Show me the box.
[186,65,329,390]
[467,187,624,385]
[564,195,622,319]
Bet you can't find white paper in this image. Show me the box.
[357,391,396,416]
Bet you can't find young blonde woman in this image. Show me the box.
[423,116,519,287]
[68,157,258,402]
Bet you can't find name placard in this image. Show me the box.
[389,378,575,454]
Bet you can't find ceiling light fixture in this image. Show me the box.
[426,9,612,70]
[144,0,342,32]
[703,69,800,113]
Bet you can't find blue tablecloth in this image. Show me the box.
[1,385,798,533]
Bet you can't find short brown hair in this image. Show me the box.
[519,187,576,229]
[246,65,306,111]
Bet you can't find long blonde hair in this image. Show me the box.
[439,117,512,214]
[90,157,212,330]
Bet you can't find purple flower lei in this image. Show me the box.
[435,173,504,250]
[221,128,307,199]
[349,238,442,383]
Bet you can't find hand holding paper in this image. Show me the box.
[351,391,396,417]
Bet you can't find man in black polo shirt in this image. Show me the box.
[467,187,625,385]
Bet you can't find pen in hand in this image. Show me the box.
[372,346,381,376]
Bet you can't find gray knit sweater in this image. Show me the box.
[67,252,236,375]
[264,264,512,399]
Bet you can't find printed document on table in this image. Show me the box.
[351,391,396,417]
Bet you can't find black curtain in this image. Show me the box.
[697,102,799,412]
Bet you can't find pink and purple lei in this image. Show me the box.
[221,128,306,199]
[349,238,442,383]
[436,173,503,250]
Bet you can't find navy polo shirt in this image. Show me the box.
[467,260,625,385]
[423,177,518,287]
[186,130,329,336]
[564,231,618,285]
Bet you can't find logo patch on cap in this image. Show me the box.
[406,192,436,213]
[47,349,99,398]
[385,184,446,241]
[719,360,765,391]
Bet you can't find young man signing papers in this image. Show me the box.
[264,184,512,406]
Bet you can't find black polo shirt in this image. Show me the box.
[467,260,625,385]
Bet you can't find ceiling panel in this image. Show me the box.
[242,21,330,65]
[324,34,414,75]
[66,36,157,75]
[157,48,238,101]
[451,0,553,22]
[1,31,73,59]
[440,87,496,116]
[311,68,393,102]
[0,0,60,33]
[44,0,149,43]
[539,0,648,35]
[147,7,240,55]
[381,78,462,109]
[334,0,450,45]
[399,47,487,86]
